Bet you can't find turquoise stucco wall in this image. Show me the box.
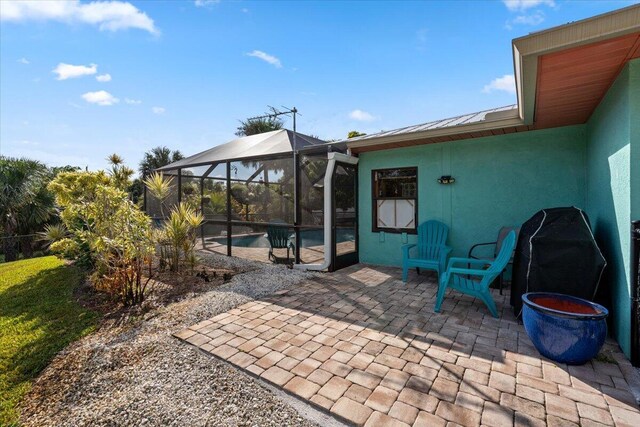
[357,125,587,267]
[356,60,638,357]
[630,60,640,224]
[586,59,639,357]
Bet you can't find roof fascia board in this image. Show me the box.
[513,5,640,125]
[513,44,525,121]
[346,115,523,149]
[512,5,640,57]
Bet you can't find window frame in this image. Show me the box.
[371,166,418,234]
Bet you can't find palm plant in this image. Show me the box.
[107,153,134,191]
[38,223,69,248]
[158,203,204,272]
[144,172,174,218]
[0,157,55,261]
[235,107,284,137]
[139,146,184,178]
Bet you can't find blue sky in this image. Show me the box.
[1,0,636,172]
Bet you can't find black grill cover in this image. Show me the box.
[511,207,607,317]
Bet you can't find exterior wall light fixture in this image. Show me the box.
[437,175,455,184]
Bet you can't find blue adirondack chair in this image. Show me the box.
[435,230,517,318]
[266,221,294,262]
[402,220,451,282]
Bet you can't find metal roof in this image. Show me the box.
[343,105,518,144]
[157,129,330,171]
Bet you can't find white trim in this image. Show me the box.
[295,152,359,271]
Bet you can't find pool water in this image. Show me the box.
[209,228,355,248]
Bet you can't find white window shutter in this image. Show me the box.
[377,199,415,229]
[395,199,415,229]
[377,200,395,228]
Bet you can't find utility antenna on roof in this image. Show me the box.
[248,105,302,264]
[247,105,299,156]
[247,105,300,122]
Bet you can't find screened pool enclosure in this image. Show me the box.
[146,129,358,271]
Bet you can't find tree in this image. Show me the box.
[0,157,56,261]
[348,131,367,139]
[128,178,144,206]
[139,146,184,178]
[107,153,134,191]
[236,107,284,137]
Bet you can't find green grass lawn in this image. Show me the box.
[0,256,98,426]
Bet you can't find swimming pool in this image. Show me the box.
[208,228,355,248]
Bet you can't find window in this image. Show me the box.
[372,167,417,233]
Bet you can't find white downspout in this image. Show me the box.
[295,152,359,271]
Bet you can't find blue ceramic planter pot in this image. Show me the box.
[522,292,608,365]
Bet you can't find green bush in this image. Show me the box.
[156,203,203,273]
[48,170,155,305]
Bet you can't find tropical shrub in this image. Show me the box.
[156,203,203,272]
[47,170,112,267]
[0,157,56,261]
[39,223,69,245]
[144,172,174,218]
[49,166,155,305]
[144,171,204,272]
[83,186,154,305]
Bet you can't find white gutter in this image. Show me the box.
[295,152,359,271]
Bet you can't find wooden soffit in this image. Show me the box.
[534,32,640,129]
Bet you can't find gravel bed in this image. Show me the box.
[20,253,321,427]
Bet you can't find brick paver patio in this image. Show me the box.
[175,264,640,427]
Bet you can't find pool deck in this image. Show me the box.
[199,240,355,265]
[175,263,640,427]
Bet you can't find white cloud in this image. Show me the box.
[52,62,97,80]
[503,0,553,28]
[506,10,546,29]
[125,98,141,105]
[82,90,119,106]
[246,50,282,68]
[17,57,30,64]
[502,0,554,12]
[482,74,516,94]
[349,109,376,122]
[510,10,545,26]
[96,73,111,82]
[241,8,249,13]
[152,106,165,114]
[0,0,159,35]
[194,0,220,7]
